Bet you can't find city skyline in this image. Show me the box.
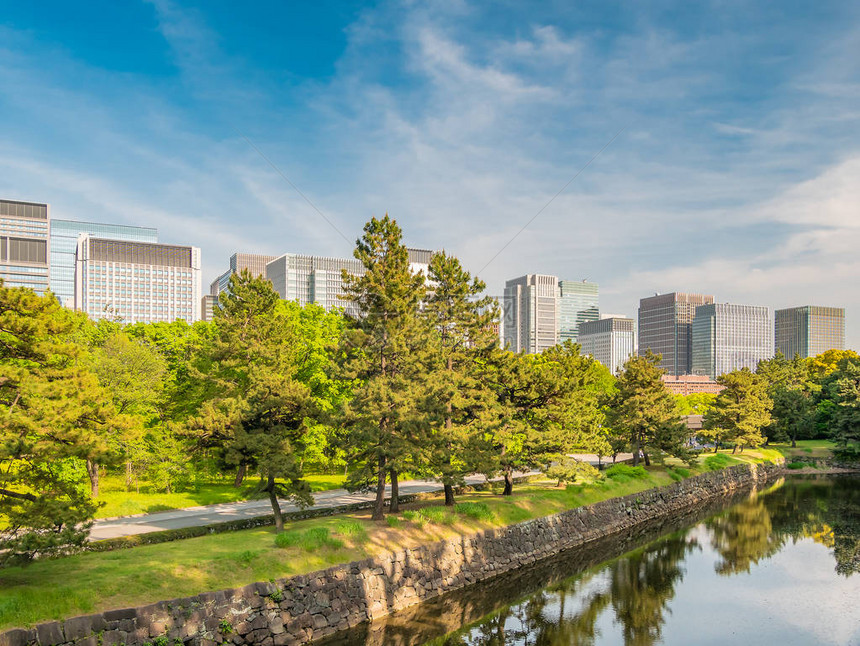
[0,3,858,347]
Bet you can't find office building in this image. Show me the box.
[691,303,773,379]
[51,220,158,307]
[558,280,599,343]
[638,292,715,375]
[75,236,202,324]
[775,306,845,358]
[201,294,217,322]
[661,374,724,396]
[579,317,635,375]
[0,199,50,294]
[503,274,559,354]
[210,253,278,297]
[265,248,433,316]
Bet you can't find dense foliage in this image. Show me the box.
[1,216,856,561]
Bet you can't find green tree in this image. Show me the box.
[704,368,772,453]
[338,215,427,519]
[757,353,816,447]
[820,355,860,460]
[607,352,688,467]
[423,251,498,506]
[674,392,717,416]
[88,332,169,494]
[484,343,607,494]
[0,286,120,564]
[187,271,315,531]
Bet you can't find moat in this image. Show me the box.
[321,474,860,645]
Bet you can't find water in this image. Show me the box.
[321,475,860,646]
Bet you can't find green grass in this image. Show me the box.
[702,453,741,471]
[275,527,344,551]
[603,464,649,483]
[0,459,769,630]
[767,439,835,461]
[455,502,494,521]
[94,473,347,519]
[786,461,808,470]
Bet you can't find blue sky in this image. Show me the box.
[1,1,859,345]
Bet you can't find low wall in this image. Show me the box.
[0,463,780,646]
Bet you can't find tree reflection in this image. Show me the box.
[707,497,784,575]
[441,534,696,646]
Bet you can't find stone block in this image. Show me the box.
[0,629,35,646]
[101,631,128,646]
[35,622,63,646]
[63,615,105,641]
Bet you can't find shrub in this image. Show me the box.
[454,502,494,521]
[386,516,402,528]
[604,464,649,483]
[786,462,806,470]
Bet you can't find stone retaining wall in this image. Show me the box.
[0,463,780,646]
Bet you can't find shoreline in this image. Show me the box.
[0,463,783,646]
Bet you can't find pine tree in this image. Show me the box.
[0,285,121,564]
[757,353,816,447]
[423,251,498,505]
[187,270,314,531]
[607,352,688,466]
[338,215,427,519]
[704,368,773,453]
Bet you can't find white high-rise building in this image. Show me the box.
[503,274,560,354]
[75,236,202,324]
[691,303,773,379]
[579,317,635,375]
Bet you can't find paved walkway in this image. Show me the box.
[89,473,523,541]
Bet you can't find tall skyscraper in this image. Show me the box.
[638,292,715,375]
[558,280,599,343]
[265,248,433,316]
[51,220,158,307]
[75,236,202,324]
[503,274,559,354]
[210,252,278,297]
[0,198,50,294]
[691,303,773,379]
[579,317,635,375]
[775,306,845,358]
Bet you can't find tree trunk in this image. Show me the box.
[234,463,247,488]
[389,469,400,513]
[267,474,284,533]
[732,444,738,454]
[502,466,513,496]
[791,437,797,448]
[643,451,651,467]
[631,439,640,467]
[444,484,456,506]
[371,455,387,521]
[125,461,133,491]
[86,460,99,498]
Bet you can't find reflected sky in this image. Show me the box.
[434,476,860,646]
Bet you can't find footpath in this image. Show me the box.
[89,473,526,541]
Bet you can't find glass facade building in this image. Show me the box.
[50,219,157,307]
[691,303,773,379]
[0,199,50,294]
[775,306,845,358]
[579,317,635,375]
[558,280,599,343]
[638,292,714,376]
[75,236,202,324]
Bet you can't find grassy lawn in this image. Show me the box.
[1,465,695,629]
[94,474,348,519]
[766,439,835,461]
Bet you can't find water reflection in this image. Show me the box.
[318,476,860,646]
